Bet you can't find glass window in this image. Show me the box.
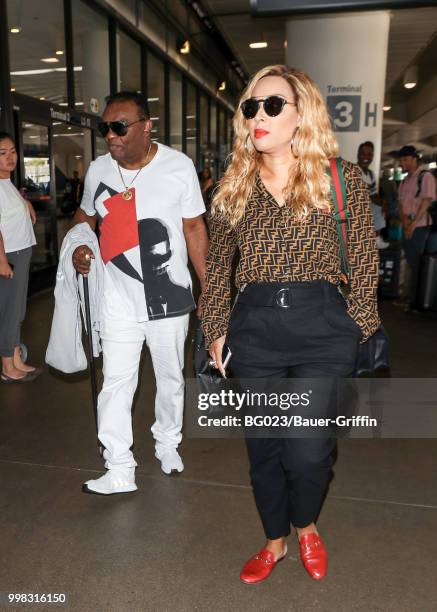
[118,30,141,92]
[8,0,67,104]
[186,82,197,165]
[210,101,217,178]
[21,123,56,269]
[210,101,217,147]
[148,54,165,143]
[199,94,208,149]
[169,69,182,151]
[199,94,211,171]
[219,107,226,171]
[227,111,234,149]
[96,134,108,158]
[72,0,110,114]
[52,122,92,247]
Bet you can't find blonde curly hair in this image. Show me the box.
[212,65,338,226]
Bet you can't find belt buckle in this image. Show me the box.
[275,287,291,308]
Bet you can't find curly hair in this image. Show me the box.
[211,65,338,226]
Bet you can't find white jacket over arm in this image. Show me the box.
[45,222,104,373]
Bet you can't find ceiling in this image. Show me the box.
[201,0,437,161]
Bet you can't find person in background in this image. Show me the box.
[398,145,437,310]
[357,141,389,249]
[202,65,379,584]
[0,131,42,383]
[70,170,83,210]
[198,167,215,213]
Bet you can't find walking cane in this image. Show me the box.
[82,260,103,456]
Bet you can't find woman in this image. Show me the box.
[202,66,379,583]
[0,131,41,382]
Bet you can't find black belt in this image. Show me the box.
[237,280,337,308]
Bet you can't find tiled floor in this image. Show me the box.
[1,293,436,611]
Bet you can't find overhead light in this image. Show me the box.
[41,57,60,63]
[10,88,15,92]
[179,40,190,54]
[217,81,226,92]
[383,93,391,112]
[249,42,268,49]
[11,66,82,76]
[75,155,82,159]
[39,97,46,100]
[147,97,159,102]
[428,161,437,169]
[403,65,417,89]
[53,132,84,137]
[67,126,72,130]
[10,27,21,34]
[75,101,84,106]
[55,50,64,55]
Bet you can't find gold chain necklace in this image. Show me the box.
[117,142,152,200]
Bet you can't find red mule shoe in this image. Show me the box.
[299,533,327,580]
[240,546,287,584]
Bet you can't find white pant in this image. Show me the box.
[97,313,189,470]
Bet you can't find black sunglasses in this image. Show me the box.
[240,96,296,120]
[97,118,145,137]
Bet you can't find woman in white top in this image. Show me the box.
[0,131,41,382]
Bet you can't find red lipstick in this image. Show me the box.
[254,129,269,139]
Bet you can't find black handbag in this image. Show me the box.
[193,318,223,388]
[328,158,390,376]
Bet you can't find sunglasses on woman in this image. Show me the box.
[97,118,145,137]
[240,96,297,120]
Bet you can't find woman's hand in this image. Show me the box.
[209,335,226,377]
[72,245,95,275]
[0,259,13,279]
[26,200,37,225]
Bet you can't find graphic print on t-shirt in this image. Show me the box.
[94,182,194,319]
[138,218,193,320]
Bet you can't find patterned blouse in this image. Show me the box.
[202,159,380,347]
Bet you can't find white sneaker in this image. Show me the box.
[376,236,390,249]
[155,449,184,475]
[83,469,137,495]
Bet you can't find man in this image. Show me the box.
[72,92,208,494]
[357,141,389,249]
[398,145,437,310]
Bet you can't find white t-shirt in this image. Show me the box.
[80,143,205,322]
[0,179,36,253]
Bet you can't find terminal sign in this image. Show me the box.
[326,85,378,132]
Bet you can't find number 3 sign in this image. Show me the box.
[327,95,361,132]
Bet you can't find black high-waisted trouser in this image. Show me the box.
[226,279,361,539]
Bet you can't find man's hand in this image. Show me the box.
[73,245,95,275]
[26,200,37,225]
[0,259,13,279]
[209,335,226,378]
